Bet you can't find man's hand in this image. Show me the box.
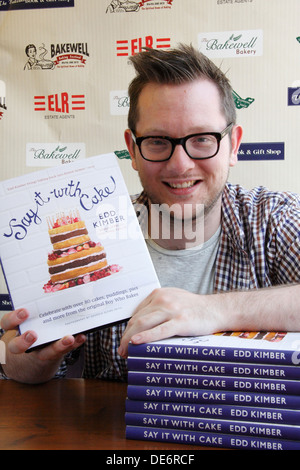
[118,287,223,358]
[118,284,300,359]
[1,308,86,382]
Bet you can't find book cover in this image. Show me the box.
[128,371,300,395]
[125,411,300,441]
[127,332,300,366]
[125,425,300,450]
[127,357,300,381]
[125,398,300,425]
[0,153,159,348]
[126,384,300,409]
[126,333,300,449]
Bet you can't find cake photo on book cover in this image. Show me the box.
[43,209,121,293]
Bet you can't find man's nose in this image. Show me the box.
[165,143,196,173]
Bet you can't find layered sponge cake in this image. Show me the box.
[43,210,118,293]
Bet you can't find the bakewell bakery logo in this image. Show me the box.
[26,143,86,167]
[0,80,6,121]
[106,0,173,13]
[110,90,129,115]
[116,35,171,56]
[24,42,89,70]
[51,42,89,69]
[198,29,263,58]
[34,92,86,118]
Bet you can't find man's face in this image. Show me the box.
[28,47,36,59]
[125,79,242,222]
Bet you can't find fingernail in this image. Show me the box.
[25,332,35,343]
[62,336,73,346]
[17,309,27,320]
[77,334,86,343]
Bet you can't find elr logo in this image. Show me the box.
[34,92,86,112]
[116,36,171,56]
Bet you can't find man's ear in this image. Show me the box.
[124,129,138,171]
[229,124,243,167]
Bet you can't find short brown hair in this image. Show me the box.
[127,44,236,131]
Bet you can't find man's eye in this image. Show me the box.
[143,138,170,152]
[147,138,168,146]
[190,135,215,146]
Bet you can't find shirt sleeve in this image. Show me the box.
[266,194,300,285]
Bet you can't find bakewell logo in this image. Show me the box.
[24,43,89,70]
[34,92,86,113]
[198,29,263,58]
[116,35,171,56]
[110,90,129,115]
[140,0,173,6]
[26,143,86,167]
[51,42,89,68]
[106,0,173,13]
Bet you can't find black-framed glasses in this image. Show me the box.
[131,123,233,162]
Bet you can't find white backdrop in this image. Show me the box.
[1,0,299,311]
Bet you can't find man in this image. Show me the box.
[1,45,299,383]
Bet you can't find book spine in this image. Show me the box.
[127,384,300,409]
[125,425,300,450]
[125,398,300,425]
[125,411,300,441]
[127,357,300,380]
[128,343,297,365]
[128,371,300,395]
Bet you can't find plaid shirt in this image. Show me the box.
[1,183,299,380]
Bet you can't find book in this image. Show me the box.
[0,153,159,349]
[127,332,300,366]
[126,333,300,449]
[128,371,300,395]
[126,384,300,409]
[127,357,300,380]
[125,425,300,450]
[125,398,300,425]
[125,410,300,441]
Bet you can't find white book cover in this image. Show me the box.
[0,153,159,348]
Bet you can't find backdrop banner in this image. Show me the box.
[0,0,299,312]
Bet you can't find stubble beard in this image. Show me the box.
[140,172,228,248]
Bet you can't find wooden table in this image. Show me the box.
[0,378,210,450]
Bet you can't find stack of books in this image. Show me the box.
[125,332,300,450]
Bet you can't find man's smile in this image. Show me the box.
[165,180,199,189]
